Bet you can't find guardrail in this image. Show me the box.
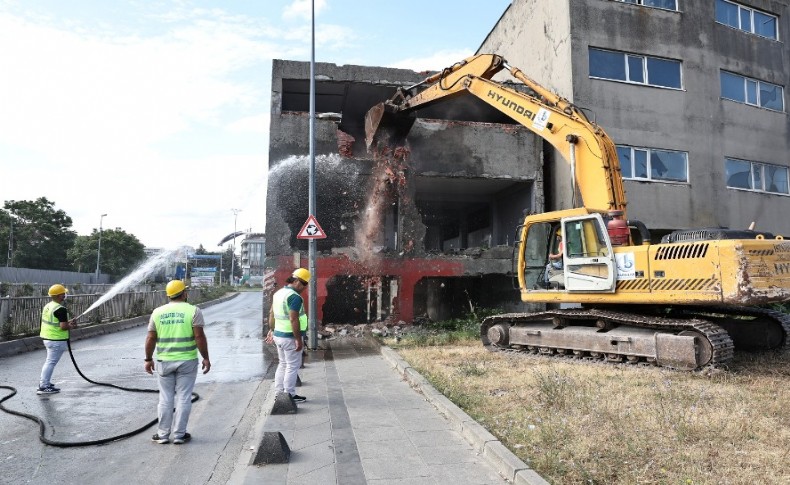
[0,288,209,341]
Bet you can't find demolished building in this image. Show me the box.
[265,59,543,324]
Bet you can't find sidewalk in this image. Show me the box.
[229,336,548,485]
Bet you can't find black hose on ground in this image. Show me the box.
[0,339,198,447]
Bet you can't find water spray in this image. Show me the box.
[78,248,182,320]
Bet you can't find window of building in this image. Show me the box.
[715,0,778,40]
[589,48,682,89]
[720,71,784,112]
[725,158,789,194]
[614,0,678,11]
[617,146,688,182]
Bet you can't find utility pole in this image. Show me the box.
[6,219,12,267]
[307,0,318,349]
[95,213,107,280]
[231,209,242,286]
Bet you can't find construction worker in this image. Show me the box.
[144,280,211,444]
[269,268,309,403]
[545,228,564,286]
[37,284,78,395]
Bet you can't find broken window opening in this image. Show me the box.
[322,275,398,324]
[412,275,521,323]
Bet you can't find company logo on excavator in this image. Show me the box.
[487,90,535,120]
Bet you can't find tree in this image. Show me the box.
[0,198,76,270]
[223,245,241,282]
[67,228,146,278]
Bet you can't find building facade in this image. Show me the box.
[481,0,790,239]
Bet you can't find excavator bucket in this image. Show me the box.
[364,102,416,151]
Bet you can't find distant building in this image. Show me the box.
[240,233,265,285]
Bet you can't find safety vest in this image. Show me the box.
[151,301,198,361]
[40,301,68,341]
[272,286,307,337]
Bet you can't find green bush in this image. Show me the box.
[388,308,504,348]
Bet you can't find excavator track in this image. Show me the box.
[481,308,737,370]
[662,305,790,352]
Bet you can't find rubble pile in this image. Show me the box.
[318,319,414,340]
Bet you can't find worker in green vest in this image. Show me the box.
[37,284,78,395]
[268,268,310,403]
[144,280,211,444]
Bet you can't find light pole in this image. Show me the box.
[231,209,241,286]
[95,213,107,280]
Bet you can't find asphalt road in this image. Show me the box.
[0,292,274,485]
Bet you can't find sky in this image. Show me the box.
[0,0,512,252]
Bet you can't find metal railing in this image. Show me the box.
[0,288,208,340]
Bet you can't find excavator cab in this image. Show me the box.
[520,212,616,296]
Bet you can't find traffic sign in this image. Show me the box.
[297,214,327,239]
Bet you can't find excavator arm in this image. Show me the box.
[365,54,627,216]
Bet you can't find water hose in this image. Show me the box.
[0,339,199,447]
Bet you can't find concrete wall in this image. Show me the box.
[478,0,576,212]
[0,267,110,286]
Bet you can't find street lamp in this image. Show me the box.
[231,209,241,286]
[96,213,107,280]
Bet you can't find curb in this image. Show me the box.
[0,292,240,359]
[379,346,550,485]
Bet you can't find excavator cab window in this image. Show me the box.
[520,222,555,290]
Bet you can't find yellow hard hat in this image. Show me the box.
[166,280,188,298]
[48,284,68,296]
[555,228,562,236]
[292,268,311,283]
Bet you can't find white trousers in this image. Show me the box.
[273,336,302,395]
[155,359,198,439]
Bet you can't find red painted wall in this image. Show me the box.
[270,255,465,323]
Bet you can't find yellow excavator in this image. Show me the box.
[365,54,790,369]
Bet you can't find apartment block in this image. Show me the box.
[481,0,790,239]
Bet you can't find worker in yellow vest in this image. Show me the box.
[268,268,310,403]
[37,284,78,395]
[144,280,211,444]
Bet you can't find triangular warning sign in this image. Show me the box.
[297,214,327,239]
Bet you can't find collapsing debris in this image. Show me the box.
[356,144,412,261]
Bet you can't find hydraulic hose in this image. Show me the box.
[0,339,199,447]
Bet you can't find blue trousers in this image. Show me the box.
[39,340,68,388]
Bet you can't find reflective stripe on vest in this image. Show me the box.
[272,286,307,336]
[40,301,68,340]
[152,301,198,361]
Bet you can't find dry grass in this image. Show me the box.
[391,338,790,485]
